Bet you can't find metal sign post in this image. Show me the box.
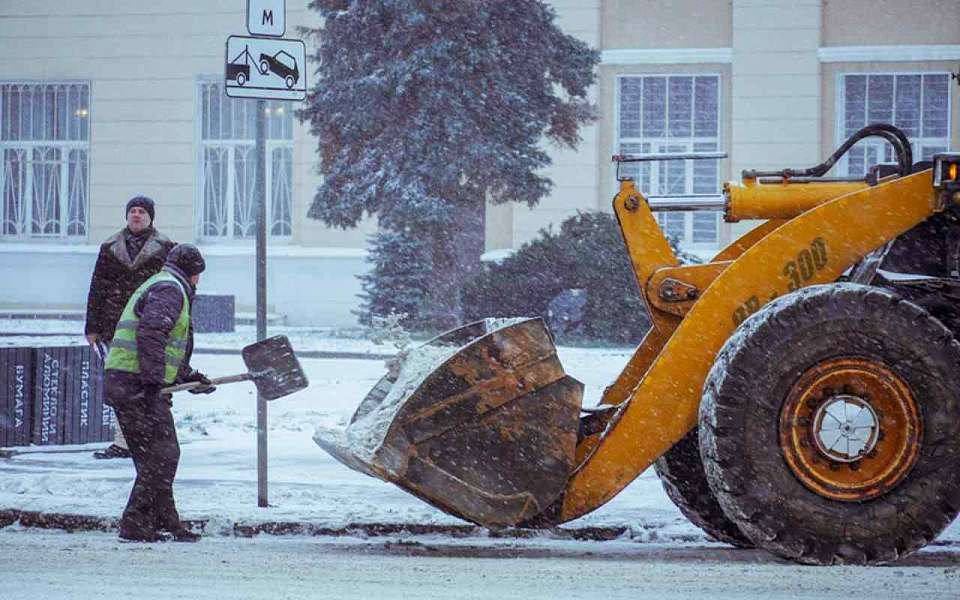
[224,0,304,509]
[254,98,268,508]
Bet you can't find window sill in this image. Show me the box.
[0,242,99,253]
[0,243,369,259]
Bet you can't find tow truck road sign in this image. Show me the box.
[225,35,306,101]
[248,0,285,37]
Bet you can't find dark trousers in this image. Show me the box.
[104,370,182,535]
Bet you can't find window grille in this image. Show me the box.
[1,82,90,240]
[617,75,721,249]
[839,73,951,175]
[198,81,293,240]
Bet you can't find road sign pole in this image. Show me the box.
[228,0,299,509]
[255,98,269,508]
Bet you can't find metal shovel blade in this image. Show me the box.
[241,335,309,400]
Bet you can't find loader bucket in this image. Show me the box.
[314,318,583,527]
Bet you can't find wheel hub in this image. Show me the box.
[811,394,879,462]
[779,357,922,502]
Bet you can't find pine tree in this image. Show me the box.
[299,0,599,329]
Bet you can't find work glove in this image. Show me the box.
[182,369,217,395]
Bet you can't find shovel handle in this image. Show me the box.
[161,372,254,394]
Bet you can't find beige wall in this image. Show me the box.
[484,200,513,251]
[0,0,604,253]
[2,0,958,257]
[0,0,371,249]
[601,0,732,49]
[553,0,602,46]
[511,124,602,246]
[823,0,960,46]
[731,0,822,173]
[726,0,821,241]
[510,0,602,247]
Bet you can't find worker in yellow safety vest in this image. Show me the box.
[104,243,215,543]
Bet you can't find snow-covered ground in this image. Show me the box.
[3,527,960,600]
[2,324,959,551]
[0,335,696,537]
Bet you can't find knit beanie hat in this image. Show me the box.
[165,243,206,277]
[125,196,156,223]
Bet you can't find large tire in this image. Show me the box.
[700,283,960,565]
[654,429,753,548]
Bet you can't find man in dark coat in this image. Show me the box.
[85,196,176,459]
[104,244,214,543]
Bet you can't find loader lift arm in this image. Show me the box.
[553,126,945,524]
[543,124,942,523]
[557,169,940,523]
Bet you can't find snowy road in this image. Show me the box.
[4,329,960,596]
[3,528,959,600]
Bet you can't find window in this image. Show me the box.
[198,81,293,240]
[839,73,951,176]
[1,82,90,240]
[617,74,721,248]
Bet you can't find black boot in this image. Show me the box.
[168,525,200,543]
[158,515,201,543]
[169,527,201,543]
[93,444,132,460]
[118,527,169,543]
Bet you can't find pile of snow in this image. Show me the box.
[1,337,705,535]
[314,341,462,472]
[313,316,535,475]
[480,316,528,330]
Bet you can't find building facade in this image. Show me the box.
[1,1,958,325]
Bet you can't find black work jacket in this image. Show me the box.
[85,228,175,342]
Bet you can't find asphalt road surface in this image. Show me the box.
[2,528,958,600]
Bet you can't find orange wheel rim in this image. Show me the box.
[779,357,921,502]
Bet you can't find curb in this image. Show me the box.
[4,509,959,549]
[0,508,671,543]
[1,509,116,533]
[0,336,395,361]
[229,521,639,542]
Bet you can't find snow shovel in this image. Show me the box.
[161,335,309,400]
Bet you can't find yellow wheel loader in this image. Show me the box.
[316,124,960,565]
